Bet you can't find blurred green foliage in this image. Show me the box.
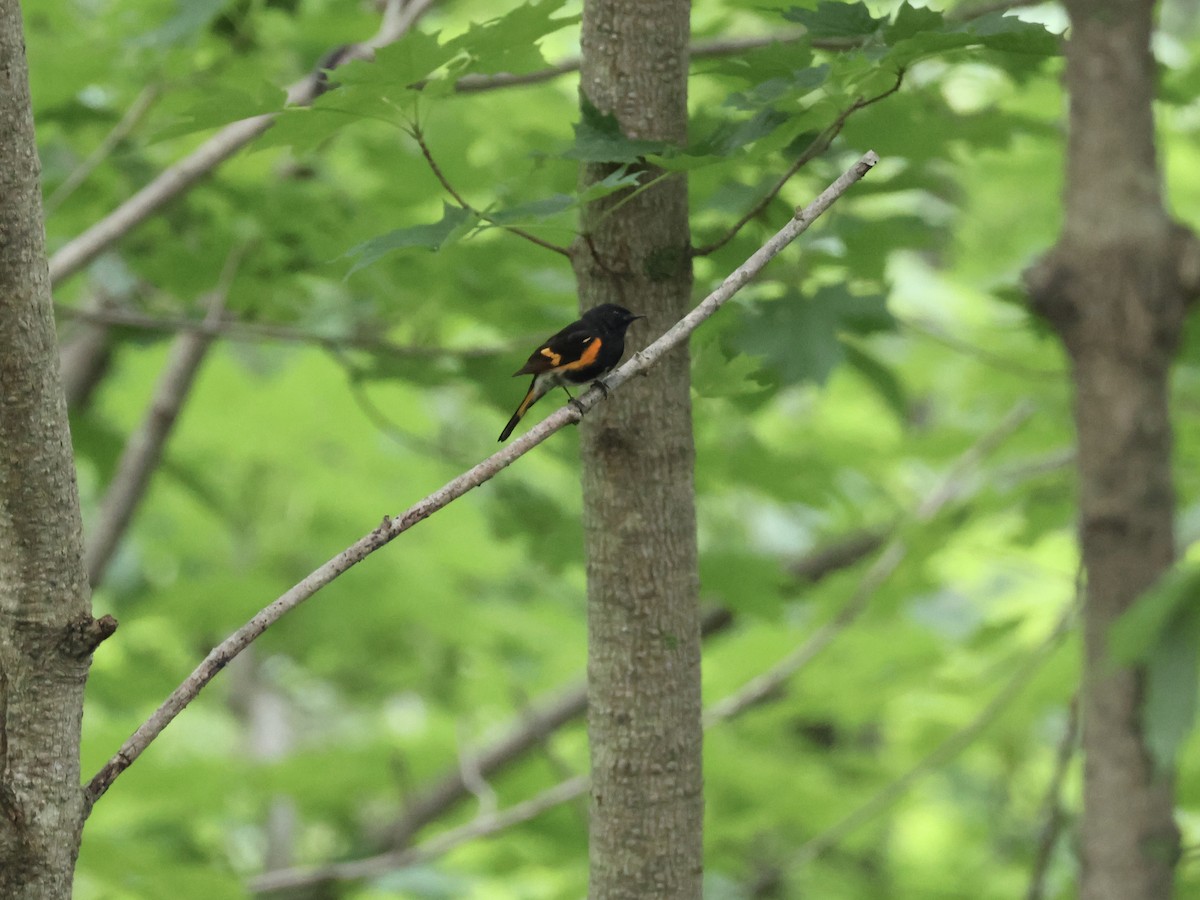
[28,0,1200,896]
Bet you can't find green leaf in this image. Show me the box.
[841,339,907,420]
[1145,611,1200,770]
[486,194,577,224]
[578,167,644,200]
[153,82,284,141]
[701,551,787,618]
[444,0,580,76]
[1109,559,1200,767]
[698,108,792,156]
[1110,561,1200,664]
[344,204,476,274]
[782,2,885,39]
[956,11,1061,56]
[563,98,671,162]
[135,0,229,48]
[253,105,368,153]
[730,287,894,386]
[884,2,945,44]
[691,328,771,399]
[699,40,816,83]
[487,168,642,224]
[333,29,455,87]
[881,7,1060,68]
[723,65,829,112]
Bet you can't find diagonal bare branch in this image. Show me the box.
[250,526,885,893]
[44,86,159,217]
[703,400,1035,724]
[1026,697,1079,900]
[84,246,247,588]
[54,303,513,360]
[790,603,1075,867]
[81,151,879,811]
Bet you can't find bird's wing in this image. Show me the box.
[513,323,598,376]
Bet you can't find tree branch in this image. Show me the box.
[81,151,879,811]
[46,0,1025,287]
[790,603,1075,867]
[46,22,797,287]
[246,396,1060,894]
[377,605,737,854]
[1025,697,1079,900]
[84,247,246,588]
[54,303,511,360]
[703,400,1035,724]
[789,529,886,583]
[453,32,806,94]
[451,0,1036,96]
[253,527,884,893]
[47,0,439,287]
[43,86,159,217]
[250,775,590,893]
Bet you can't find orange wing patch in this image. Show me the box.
[559,337,603,371]
[539,347,562,366]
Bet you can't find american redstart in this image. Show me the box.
[499,303,645,441]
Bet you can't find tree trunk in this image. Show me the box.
[0,1,103,896]
[573,1,702,897]
[1026,1,1198,896]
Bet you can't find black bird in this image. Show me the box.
[499,304,644,441]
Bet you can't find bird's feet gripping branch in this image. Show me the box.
[498,304,644,441]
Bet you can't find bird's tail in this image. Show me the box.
[498,377,545,442]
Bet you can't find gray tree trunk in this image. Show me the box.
[572,1,703,897]
[0,1,106,896]
[1027,0,1198,896]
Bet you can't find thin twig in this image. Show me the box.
[44,86,160,216]
[789,529,887,582]
[792,605,1076,867]
[331,353,462,459]
[409,124,572,257]
[250,775,590,893]
[450,0,1039,96]
[898,314,1064,379]
[358,608,743,859]
[455,725,499,817]
[46,23,797,286]
[248,407,1067,893]
[453,33,807,94]
[84,246,247,588]
[47,0,439,286]
[704,400,1035,724]
[693,69,905,258]
[1025,698,1079,900]
[45,0,1029,287]
[82,152,879,812]
[54,303,512,360]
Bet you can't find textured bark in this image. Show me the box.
[573,1,702,897]
[0,1,97,896]
[1025,1,1200,896]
